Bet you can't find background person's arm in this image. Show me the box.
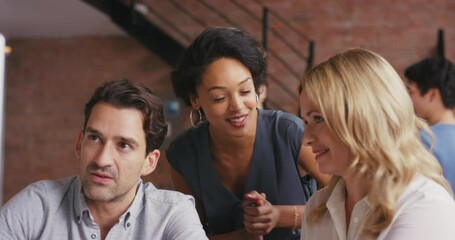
[298,145,331,189]
[170,167,207,225]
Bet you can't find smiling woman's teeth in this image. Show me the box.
[229,116,245,122]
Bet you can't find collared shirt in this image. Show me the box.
[0,176,208,240]
[301,174,455,240]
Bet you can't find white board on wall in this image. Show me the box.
[0,34,5,205]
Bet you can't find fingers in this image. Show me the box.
[243,206,273,223]
[242,228,265,239]
[243,194,276,236]
[243,219,274,236]
[244,191,267,206]
[243,200,272,216]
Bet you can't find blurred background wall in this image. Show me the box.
[1,0,454,203]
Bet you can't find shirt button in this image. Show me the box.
[353,217,359,223]
[126,222,131,227]
[91,233,97,239]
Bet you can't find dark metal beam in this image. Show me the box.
[81,0,185,68]
[437,29,445,59]
[307,41,315,71]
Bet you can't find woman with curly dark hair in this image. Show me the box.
[167,27,330,240]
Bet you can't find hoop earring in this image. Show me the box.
[190,108,203,128]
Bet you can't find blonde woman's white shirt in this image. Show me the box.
[301,174,455,240]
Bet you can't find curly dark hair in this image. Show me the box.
[405,56,455,108]
[83,79,168,154]
[171,27,267,106]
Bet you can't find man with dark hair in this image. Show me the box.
[405,56,455,191]
[0,79,207,240]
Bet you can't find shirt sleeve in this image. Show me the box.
[276,112,304,162]
[380,187,455,240]
[419,129,432,149]
[0,183,47,240]
[163,196,208,240]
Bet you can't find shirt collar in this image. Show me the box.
[74,176,89,223]
[326,179,370,209]
[327,179,348,236]
[119,179,145,227]
[73,177,146,226]
[326,178,371,239]
[326,178,346,210]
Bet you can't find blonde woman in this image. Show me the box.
[299,48,455,240]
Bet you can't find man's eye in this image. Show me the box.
[88,135,99,141]
[119,142,131,150]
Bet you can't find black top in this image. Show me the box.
[167,109,315,240]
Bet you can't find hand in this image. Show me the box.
[242,191,279,236]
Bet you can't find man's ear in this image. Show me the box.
[142,149,160,176]
[75,130,84,158]
[429,88,441,102]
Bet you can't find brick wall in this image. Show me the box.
[3,36,178,202]
[3,0,455,202]
[266,0,455,69]
[146,0,455,112]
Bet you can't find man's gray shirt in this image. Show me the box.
[0,176,208,240]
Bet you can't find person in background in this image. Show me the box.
[167,27,330,240]
[0,79,208,240]
[300,48,455,240]
[404,56,455,191]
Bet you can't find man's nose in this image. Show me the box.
[93,143,114,167]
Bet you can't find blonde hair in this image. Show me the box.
[301,48,452,237]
